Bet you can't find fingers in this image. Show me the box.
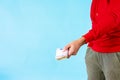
[67,46,75,58]
[63,44,71,58]
[63,43,76,58]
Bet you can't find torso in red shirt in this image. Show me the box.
[84,0,120,53]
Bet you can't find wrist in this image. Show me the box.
[77,37,86,46]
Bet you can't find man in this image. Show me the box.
[63,0,120,80]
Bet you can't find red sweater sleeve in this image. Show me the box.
[83,0,120,43]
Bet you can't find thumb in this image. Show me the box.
[63,44,70,51]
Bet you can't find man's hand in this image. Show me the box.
[63,37,86,58]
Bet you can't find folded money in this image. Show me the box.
[55,48,68,60]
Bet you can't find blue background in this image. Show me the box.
[0,0,91,80]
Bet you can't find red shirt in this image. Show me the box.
[83,0,120,53]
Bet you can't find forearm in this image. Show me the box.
[76,37,86,46]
